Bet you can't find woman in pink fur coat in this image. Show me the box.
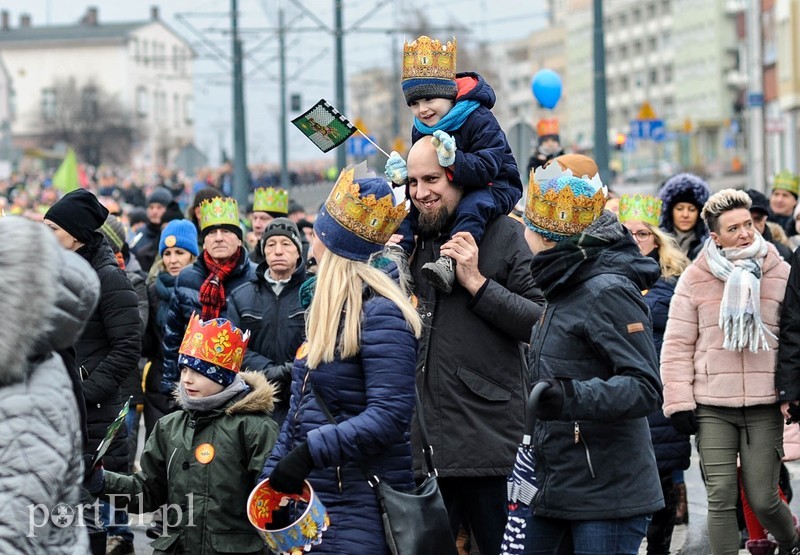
[661,189,797,555]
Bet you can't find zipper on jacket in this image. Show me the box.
[336,466,343,493]
[574,422,596,478]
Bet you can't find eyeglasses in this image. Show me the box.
[631,230,653,242]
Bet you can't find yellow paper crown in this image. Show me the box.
[618,194,662,226]
[525,163,607,236]
[774,170,800,196]
[253,187,288,214]
[325,167,408,245]
[179,314,250,373]
[402,35,457,81]
[199,197,239,231]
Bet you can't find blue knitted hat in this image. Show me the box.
[159,219,199,257]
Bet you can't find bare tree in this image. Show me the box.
[38,78,142,166]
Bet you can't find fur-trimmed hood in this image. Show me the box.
[173,371,278,415]
[0,217,100,386]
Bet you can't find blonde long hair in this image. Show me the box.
[305,249,422,369]
[647,223,689,278]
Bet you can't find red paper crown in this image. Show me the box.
[537,118,559,137]
[178,314,250,373]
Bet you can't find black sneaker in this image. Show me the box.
[422,255,455,294]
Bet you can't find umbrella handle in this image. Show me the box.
[524,381,551,445]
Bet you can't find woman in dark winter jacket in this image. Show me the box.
[261,175,422,554]
[161,197,254,392]
[227,217,307,426]
[522,161,664,553]
[658,173,712,260]
[142,219,199,437]
[44,189,143,553]
[619,194,692,555]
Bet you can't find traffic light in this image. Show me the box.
[614,133,626,151]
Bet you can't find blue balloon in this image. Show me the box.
[531,69,562,109]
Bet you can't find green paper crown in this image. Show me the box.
[199,197,240,231]
[253,187,289,214]
[774,170,800,196]
[618,194,662,226]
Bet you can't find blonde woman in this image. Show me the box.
[661,189,798,555]
[261,174,422,554]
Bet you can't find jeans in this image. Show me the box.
[438,476,508,555]
[523,514,650,554]
[99,500,133,543]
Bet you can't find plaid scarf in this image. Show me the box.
[702,233,775,352]
[199,248,241,320]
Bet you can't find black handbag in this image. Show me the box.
[313,385,457,555]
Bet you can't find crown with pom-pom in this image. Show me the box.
[198,197,240,231]
[619,194,662,226]
[179,314,250,373]
[402,35,457,81]
[253,187,289,215]
[324,167,408,245]
[525,163,607,237]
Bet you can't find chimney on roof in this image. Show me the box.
[20,14,31,28]
[82,7,98,26]
[151,6,160,21]
[1,11,9,31]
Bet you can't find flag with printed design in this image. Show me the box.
[291,99,356,153]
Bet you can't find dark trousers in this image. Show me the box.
[438,476,508,555]
[646,471,678,555]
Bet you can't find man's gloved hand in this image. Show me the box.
[385,151,408,185]
[269,442,314,495]
[83,464,105,496]
[431,130,457,167]
[787,403,800,424]
[535,379,569,420]
[669,410,699,435]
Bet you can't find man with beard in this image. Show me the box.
[405,135,545,554]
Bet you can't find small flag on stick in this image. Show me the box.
[292,99,357,153]
[52,148,80,193]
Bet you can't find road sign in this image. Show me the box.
[747,92,764,107]
[630,119,666,142]
[346,135,377,158]
[637,102,657,120]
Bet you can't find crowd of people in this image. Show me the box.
[5,32,800,555]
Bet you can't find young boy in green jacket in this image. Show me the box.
[86,314,279,554]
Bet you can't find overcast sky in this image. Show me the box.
[4,0,547,165]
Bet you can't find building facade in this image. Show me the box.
[0,6,194,168]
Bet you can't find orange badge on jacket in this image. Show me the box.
[195,443,215,464]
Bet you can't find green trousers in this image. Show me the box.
[696,404,796,555]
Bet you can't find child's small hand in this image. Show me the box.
[385,151,407,185]
[432,130,456,167]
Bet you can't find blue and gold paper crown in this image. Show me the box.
[618,194,662,226]
[253,187,289,215]
[199,197,239,231]
[179,314,250,374]
[774,170,800,196]
[524,163,606,238]
[325,167,407,246]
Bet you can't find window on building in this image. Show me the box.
[633,40,642,56]
[620,76,629,90]
[131,38,139,62]
[136,86,148,117]
[620,45,628,59]
[647,3,656,18]
[142,41,149,66]
[620,13,628,27]
[82,86,98,119]
[184,95,194,124]
[662,0,671,14]
[650,69,658,85]
[664,65,673,83]
[41,88,56,121]
[172,45,178,72]
[648,37,657,52]
[633,8,641,22]
[661,30,671,48]
[173,93,180,127]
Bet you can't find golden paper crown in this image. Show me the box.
[253,187,288,214]
[525,163,607,236]
[402,35,457,81]
[537,118,560,137]
[618,194,662,226]
[325,167,408,245]
[199,197,239,231]
[774,170,800,196]
[179,314,250,373]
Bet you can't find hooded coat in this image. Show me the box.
[261,263,419,555]
[102,372,279,555]
[0,219,100,554]
[528,212,665,519]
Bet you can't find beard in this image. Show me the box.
[417,203,454,236]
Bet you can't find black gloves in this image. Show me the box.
[83,464,105,496]
[536,379,572,420]
[269,442,314,494]
[669,410,699,435]
[787,403,800,424]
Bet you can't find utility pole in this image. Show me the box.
[334,0,346,170]
[592,0,611,186]
[278,7,290,188]
[746,0,766,192]
[231,0,249,207]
